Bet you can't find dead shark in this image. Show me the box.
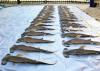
[36,27,54,30]
[21,31,53,37]
[35,24,53,27]
[17,37,54,43]
[63,33,96,38]
[26,26,54,32]
[63,46,100,58]
[10,45,54,53]
[2,54,56,65]
[64,39,100,45]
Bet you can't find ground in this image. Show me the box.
[67,4,100,22]
[76,4,100,22]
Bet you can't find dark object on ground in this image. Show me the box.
[90,0,97,7]
[17,0,21,4]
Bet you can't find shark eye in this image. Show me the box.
[21,34,25,37]
[64,48,68,50]
[10,48,14,53]
[1,59,7,65]
[6,54,10,56]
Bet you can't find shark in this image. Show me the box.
[10,45,54,53]
[63,46,100,58]
[17,37,54,43]
[2,54,56,65]
[64,39,100,45]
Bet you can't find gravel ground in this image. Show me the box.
[75,4,100,22]
[84,7,100,21]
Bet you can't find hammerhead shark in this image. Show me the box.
[63,33,96,38]
[63,46,100,58]
[17,37,54,43]
[36,27,54,31]
[61,22,85,28]
[34,24,53,27]
[21,31,53,37]
[26,26,54,32]
[10,45,54,53]
[64,39,100,45]
[2,54,56,65]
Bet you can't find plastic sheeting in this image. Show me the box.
[0,5,100,71]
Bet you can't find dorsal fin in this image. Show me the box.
[88,39,91,41]
[16,54,23,57]
[79,46,85,49]
[35,22,42,26]
[76,35,81,38]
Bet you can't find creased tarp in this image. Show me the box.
[0,5,100,71]
[0,5,44,71]
[66,6,100,71]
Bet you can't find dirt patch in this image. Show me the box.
[84,7,100,21]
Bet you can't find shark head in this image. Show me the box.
[63,48,69,58]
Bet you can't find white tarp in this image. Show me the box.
[0,5,100,71]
